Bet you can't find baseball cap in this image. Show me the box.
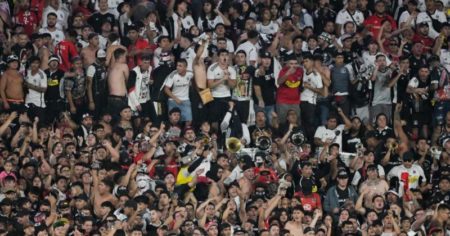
[82,113,93,119]
[341,34,353,41]
[418,21,429,27]
[48,55,60,64]
[6,55,19,64]
[260,51,272,58]
[337,170,349,179]
[96,49,107,58]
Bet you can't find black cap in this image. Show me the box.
[337,170,349,179]
[408,0,418,5]
[127,24,139,32]
[418,22,429,27]
[58,200,70,209]
[260,51,272,58]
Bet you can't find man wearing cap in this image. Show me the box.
[324,170,358,217]
[81,33,100,69]
[24,56,47,122]
[86,49,108,118]
[416,0,447,39]
[254,50,281,124]
[0,55,25,111]
[413,22,434,53]
[44,55,65,123]
[387,152,427,197]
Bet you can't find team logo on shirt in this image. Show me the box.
[285,80,300,88]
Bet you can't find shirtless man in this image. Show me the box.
[31,34,50,70]
[358,164,389,208]
[81,33,99,69]
[107,48,129,117]
[91,169,118,217]
[284,206,305,235]
[0,55,25,111]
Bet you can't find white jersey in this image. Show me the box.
[164,71,193,101]
[441,49,450,72]
[25,69,47,108]
[301,71,323,104]
[235,41,258,65]
[314,124,345,152]
[256,21,279,35]
[39,28,65,48]
[180,47,195,72]
[197,15,224,31]
[335,9,364,34]
[387,164,426,197]
[207,63,237,98]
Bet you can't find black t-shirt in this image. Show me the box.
[396,72,411,103]
[336,186,350,207]
[409,55,428,77]
[253,67,277,106]
[88,12,116,33]
[44,68,65,101]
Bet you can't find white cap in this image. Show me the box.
[96,49,106,58]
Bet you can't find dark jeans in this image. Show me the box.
[300,102,317,141]
[107,95,128,121]
[235,100,250,123]
[46,100,66,123]
[208,97,231,124]
[27,104,46,125]
[140,100,158,123]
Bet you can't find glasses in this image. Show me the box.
[403,159,413,163]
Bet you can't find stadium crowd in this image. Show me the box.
[0,0,449,235]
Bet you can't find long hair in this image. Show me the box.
[200,0,217,30]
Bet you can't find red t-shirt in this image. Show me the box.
[296,192,322,212]
[30,0,45,24]
[127,38,152,69]
[364,15,397,39]
[14,10,38,36]
[412,34,434,53]
[276,66,303,105]
[55,40,79,72]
